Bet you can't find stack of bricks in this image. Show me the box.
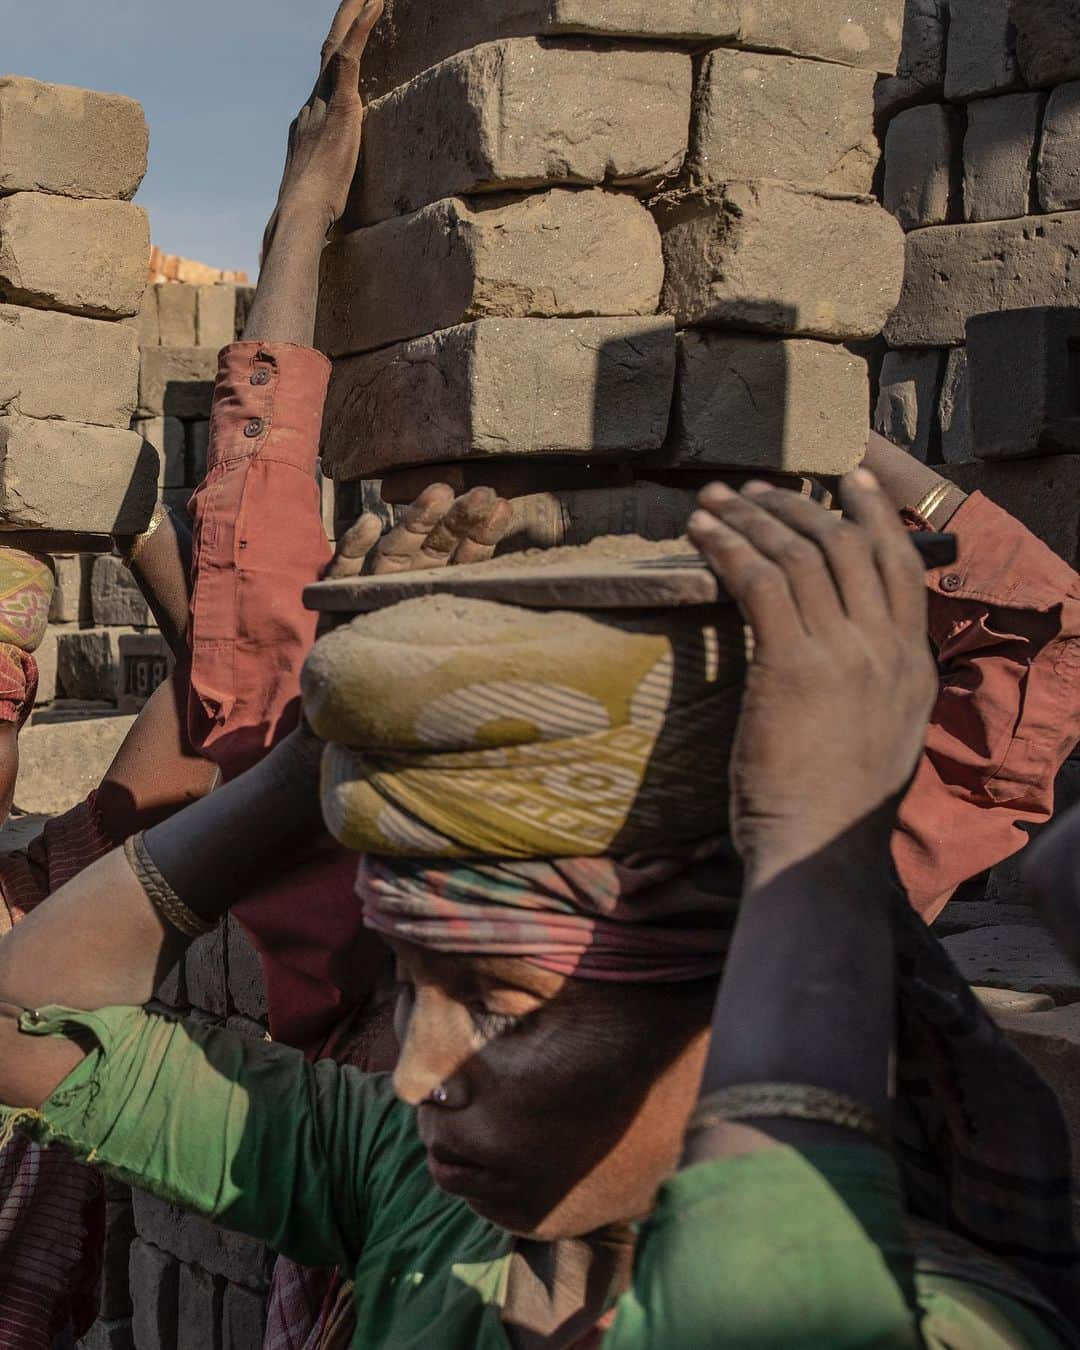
[0,77,156,541]
[37,279,256,713]
[317,0,907,544]
[874,0,1080,571]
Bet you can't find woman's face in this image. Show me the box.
[389,939,714,1240]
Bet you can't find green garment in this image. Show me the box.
[1,1006,1068,1350]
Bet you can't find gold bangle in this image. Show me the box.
[912,482,957,527]
[123,834,217,940]
[120,503,173,570]
[689,1084,888,1146]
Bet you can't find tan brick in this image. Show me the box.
[657,183,905,340]
[1012,0,1080,88]
[885,212,1080,347]
[0,304,138,427]
[0,76,147,200]
[0,411,158,535]
[355,39,691,226]
[48,555,86,624]
[322,316,676,478]
[966,93,1044,222]
[196,284,239,351]
[33,627,58,705]
[883,104,957,230]
[0,194,149,319]
[92,554,153,627]
[873,349,945,461]
[662,332,869,475]
[132,417,185,489]
[361,0,903,99]
[944,0,1022,101]
[138,346,219,418]
[318,188,663,357]
[941,455,1080,568]
[135,286,159,347]
[155,283,198,347]
[1037,82,1080,212]
[688,48,878,194]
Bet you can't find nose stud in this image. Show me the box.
[428,1085,449,1106]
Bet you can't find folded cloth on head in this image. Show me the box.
[303,595,746,859]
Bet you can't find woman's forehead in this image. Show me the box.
[387,938,569,999]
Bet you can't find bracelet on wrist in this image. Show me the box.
[689,1083,888,1146]
[123,834,217,940]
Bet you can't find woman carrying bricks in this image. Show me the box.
[0,468,1077,1347]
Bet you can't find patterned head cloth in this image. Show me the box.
[0,550,53,729]
[303,595,746,860]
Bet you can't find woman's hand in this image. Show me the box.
[325,485,513,579]
[688,469,937,888]
[263,0,384,256]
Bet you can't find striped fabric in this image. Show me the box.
[0,797,115,1349]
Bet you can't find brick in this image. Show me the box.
[221,1282,266,1350]
[998,1005,1080,1173]
[1038,82,1080,212]
[322,316,676,477]
[938,347,973,463]
[885,212,1080,348]
[177,1264,223,1350]
[317,188,663,357]
[662,332,868,475]
[944,0,1022,101]
[874,0,947,118]
[964,93,1043,223]
[129,1239,179,1350]
[185,926,228,1018]
[688,48,877,195]
[55,628,137,703]
[976,987,1055,1016]
[226,916,267,1023]
[132,1192,274,1289]
[883,104,957,230]
[189,421,210,485]
[967,307,1080,458]
[155,284,198,347]
[1011,0,1080,88]
[941,455,1080,569]
[355,39,691,226]
[91,554,153,627]
[0,412,158,534]
[49,554,87,624]
[136,286,160,347]
[234,286,255,336]
[33,627,59,705]
[360,0,903,99]
[657,183,905,340]
[133,417,186,489]
[933,902,1046,939]
[0,194,149,319]
[0,76,147,200]
[116,632,173,715]
[0,305,139,427]
[942,925,1080,1004]
[77,1319,135,1350]
[196,284,239,351]
[138,347,219,419]
[873,349,945,462]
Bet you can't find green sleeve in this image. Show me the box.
[0,1004,426,1271]
[606,1145,1064,1350]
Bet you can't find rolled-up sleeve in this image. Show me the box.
[187,342,333,782]
[896,493,1080,922]
[0,1004,410,1272]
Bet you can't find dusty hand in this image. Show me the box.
[263,0,383,255]
[688,470,937,887]
[325,484,514,578]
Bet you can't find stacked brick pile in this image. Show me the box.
[316,0,906,546]
[874,0,1080,570]
[148,247,249,286]
[0,77,156,540]
[36,280,255,714]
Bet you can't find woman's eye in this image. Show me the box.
[470,1005,525,1039]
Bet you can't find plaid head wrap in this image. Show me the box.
[0,549,53,728]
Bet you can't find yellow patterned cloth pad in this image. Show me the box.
[302,595,746,860]
[0,550,53,653]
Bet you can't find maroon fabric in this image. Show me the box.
[0,797,116,1348]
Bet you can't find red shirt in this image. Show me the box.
[187,342,1080,1043]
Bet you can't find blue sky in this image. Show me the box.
[2,0,344,279]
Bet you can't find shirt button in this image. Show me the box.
[940,573,963,593]
[243,418,265,438]
[250,369,271,386]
